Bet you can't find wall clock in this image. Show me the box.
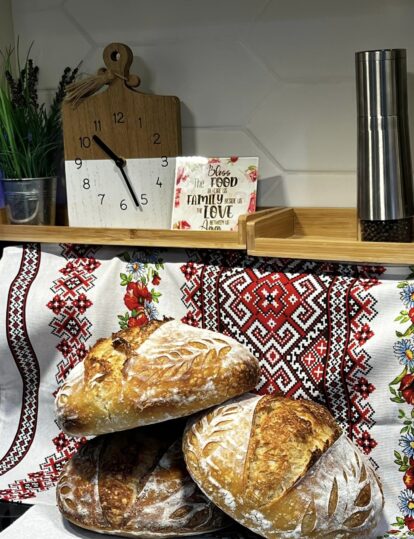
[62,42,181,228]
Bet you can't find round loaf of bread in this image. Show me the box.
[183,394,384,539]
[55,319,260,436]
[57,423,230,537]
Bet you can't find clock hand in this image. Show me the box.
[92,135,125,168]
[92,135,140,209]
[118,165,141,209]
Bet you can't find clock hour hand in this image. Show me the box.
[92,135,140,209]
[92,135,125,168]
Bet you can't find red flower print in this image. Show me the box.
[60,262,75,275]
[404,467,414,490]
[247,192,256,213]
[405,516,414,531]
[152,273,161,286]
[124,281,152,311]
[229,156,239,164]
[57,339,72,358]
[181,311,199,327]
[353,376,375,399]
[356,430,377,454]
[72,293,92,314]
[176,166,188,185]
[175,220,191,230]
[400,374,414,405]
[409,308,414,323]
[208,158,220,164]
[180,261,198,280]
[83,257,100,273]
[128,312,149,327]
[47,295,66,315]
[174,187,182,208]
[246,166,258,182]
[354,323,374,346]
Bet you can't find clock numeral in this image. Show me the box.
[82,178,91,190]
[113,112,125,124]
[75,157,82,169]
[161,156,168,167]
[138,117,143,128]
[156,177,162,188]
[79,136,91,149]
[120,199,128,210]
[140,194,149,206]
[98,193,105,205]
[152,133,161,144]
[93,119,102,132]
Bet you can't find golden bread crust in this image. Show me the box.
[55,320,260,436]
[183,394,384,539]
[57,424,229,537]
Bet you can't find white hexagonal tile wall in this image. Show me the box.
[82,40,276,128]
[64,0,268,44]
[248,80,356,171]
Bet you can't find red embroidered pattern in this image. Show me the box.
[0,244,100,501]
[181,254,382,449]
[0,244,41,476]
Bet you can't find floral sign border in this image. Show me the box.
[387,267,414,537]
[117,250,164,329]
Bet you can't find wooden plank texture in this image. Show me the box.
[246,207,412,264]
[0,224,245,249]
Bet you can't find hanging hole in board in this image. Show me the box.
[111,50,120,62]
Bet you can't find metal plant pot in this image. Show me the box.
[2,177,57,225]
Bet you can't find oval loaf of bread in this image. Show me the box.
[55,319,260,436]
[183,394,384,539]
[57,423,230,537]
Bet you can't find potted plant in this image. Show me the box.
[0,44,78,225]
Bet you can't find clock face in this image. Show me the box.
[62,80,181,229]
[65,156,176,228]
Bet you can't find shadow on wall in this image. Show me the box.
[257,175,286,207]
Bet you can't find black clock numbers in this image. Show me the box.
[79,136,91,149]
[113,112,125,124]
[120,194,148,210]
[77,116,168,150]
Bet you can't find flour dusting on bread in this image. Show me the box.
[55,320,260,436]
[183,395,384,539]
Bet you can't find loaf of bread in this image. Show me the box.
[55,319,260,436]
[183,394,384,539]
[57,422,230,537]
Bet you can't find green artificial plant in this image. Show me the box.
[0,43,78,179]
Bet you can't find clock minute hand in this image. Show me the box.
[92,135,140,209]
[118,166,141,209]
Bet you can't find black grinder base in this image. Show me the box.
[360,218,412,242]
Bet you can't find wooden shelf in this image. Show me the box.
[2,207,413,263]
[0,209,275,250]
[246,207,414,264]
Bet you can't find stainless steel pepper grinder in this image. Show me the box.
[356,48,414,242]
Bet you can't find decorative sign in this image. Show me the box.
[171,156,258,231]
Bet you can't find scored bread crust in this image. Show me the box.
[183,394,384,539]
[55,320,260,436]
[57,424,230,538]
